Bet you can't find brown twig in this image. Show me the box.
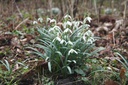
[15,18,29,30]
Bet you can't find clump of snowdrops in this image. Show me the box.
[30,15,104,76]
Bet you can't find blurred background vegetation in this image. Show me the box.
[0,0,127,19]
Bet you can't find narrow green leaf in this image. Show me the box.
[115,52,128,67]
[75,68,85,76]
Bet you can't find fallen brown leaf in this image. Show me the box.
[104,79,119,85]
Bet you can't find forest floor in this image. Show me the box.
[0,1,128,85]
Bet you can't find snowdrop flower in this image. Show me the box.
[38,17,43,23]
[68,41,73,46]
[84,30,94,36]
[83,17,92,23]
[53,36,61,42]
[73,21,81,28]
[50,19,56,24]
[60,39,67,44]
[72,60,76,63]
[83,30,95,43]
[107,67,112,70]
[33,21,38,25]
[87,37,95,44]
[56,37,61,42]
[66,21,72,27]
[49,27,55,32]
[63,21,72,28]
[53,26,61,32]
[47,18,51,22]
[67,60,76,64]
[68,49,78,55]
[49,26,61,34]
[63,28,72,33]
[57,32,60,36]
[62,22,67,28]
[64,15,72,21]
[47,18,56,25]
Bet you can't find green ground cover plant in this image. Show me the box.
[0,60,17,85]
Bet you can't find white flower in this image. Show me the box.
[68,49,78,55]
[53,26,61,32]
[68,41,73,45]
[53,36,61,42]
[62,22,67,28]
[33,21,38,25]
[107,67,112,70]
[83,17,92,23]
[47,18,51,22]
[67,60,76,64]
[87,37,95,44]
[57,33,60,36]
[38,17,43,23]
[84,30,94,36]
[49,27,54,32]
[67,21,72,27]
[63,28,72,33]
[83,30,95,43]
[49,26,61,34]
[72,21,81,28]
[60,39,66,44]
[50,19,56,24]
[56,37,61,42]
[64,15,72,21]
[63,21,72,28]
[47,18,56,25]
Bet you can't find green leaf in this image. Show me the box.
[89,47,105,57]
[75,68,85,76]
[0,60,10,72]
[115,52,128,67]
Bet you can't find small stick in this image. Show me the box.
[15,18,29,30]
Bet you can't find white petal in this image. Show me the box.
[63,28,72,33]
[68,49,78,55]
[60,39,66,44]
[67,21,72,27]
[56,37,61,42]
[53,26,61,32]
[64,15,72,20]
[83,17,92,23]
[33,21,38,25]
[68,41,73,45]
[50,19,56,24]
[38,17,43,23]
[47,18,51,22]
[52,37,61,42]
